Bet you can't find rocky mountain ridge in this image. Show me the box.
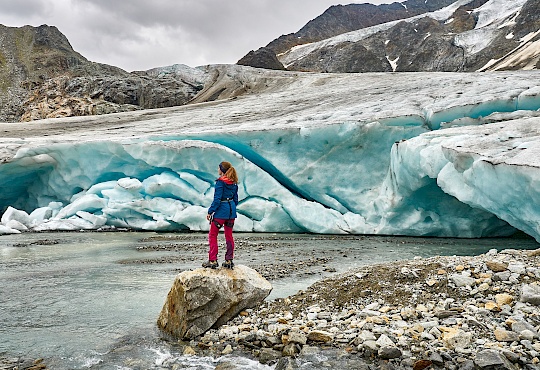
[0,25,206,122]
[1,0,539,123]
[237,0,459,71]
[267,0,458,55]
[239,0,540,73]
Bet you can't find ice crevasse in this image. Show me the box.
[0,69,539,241]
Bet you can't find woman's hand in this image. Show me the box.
[206,214,212,221]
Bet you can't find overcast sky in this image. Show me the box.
[1,0,394,72]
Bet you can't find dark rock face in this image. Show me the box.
[264,0,458,56]
[469,0,540,71]
[237,47,286,71]
[0,25,205,122]
[278,0,540,73]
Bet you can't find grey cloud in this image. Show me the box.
[0,0,395,71]
[1,0,50,17]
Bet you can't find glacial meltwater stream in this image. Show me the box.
[1,231,538,369]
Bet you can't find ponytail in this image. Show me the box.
[220,161,238,184]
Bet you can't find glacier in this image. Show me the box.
[0,66,540,241]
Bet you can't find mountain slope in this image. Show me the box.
[279,0,539,72]
[0,25,207,122]
[264,0,458,56]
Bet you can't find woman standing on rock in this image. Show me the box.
[204,161,239,269]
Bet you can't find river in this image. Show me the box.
[1,231,538,369]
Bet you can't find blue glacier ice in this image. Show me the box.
[0,66,539,241]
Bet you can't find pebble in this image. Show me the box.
[188,249,540,369]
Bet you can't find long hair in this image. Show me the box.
[220,161,238,184]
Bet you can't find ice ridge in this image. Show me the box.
[0,70,539,241]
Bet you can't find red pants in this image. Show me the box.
[208,218,235,261]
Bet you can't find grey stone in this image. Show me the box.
[519,329,536,341]
[375,334,395,348]
[450,274,476,287]
[358,330,377,342]
[428,351,445,365]
[501,349,520,363]
[378,346,402,360]
[317,312,332,320]
[494,271,512,281]
[474,349,518,370]
[458,360,475,370]
[520,284,540,305]
[214,362,240,370]
[259,348,283,364]
[363,340,379,352]
[300,345,320,356]
[287,331,307,345]
[157,265,272,339]
[507,262,526,274]
[274,357,299,370]
[282,343,299,357]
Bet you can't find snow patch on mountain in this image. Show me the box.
[279,0,477,67]
[279,0,534,72]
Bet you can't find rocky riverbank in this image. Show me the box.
[0,357,46,370]
[172,248,540,370]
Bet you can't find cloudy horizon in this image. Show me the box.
[1,0,394,72]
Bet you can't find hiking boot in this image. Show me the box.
[222,260,234,269]
[202,260,218,269]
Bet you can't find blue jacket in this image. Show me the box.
[208,177,239,220]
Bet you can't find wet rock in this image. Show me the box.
[259,348,282,364]
[520,284,540,305]
[287,331,307,345]
[378,346,402,360]
[413,359,433,370]
[222,344,233,355]
[183,346,196,355]
[458,360,475,370]
[282,343,300,356]
[275,357,299,370]
[474,349,518,370]
[157,265,272,339]
[300,346,320,356]
[428,351,445,365]
[215,362,240,370]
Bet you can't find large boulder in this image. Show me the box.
[237,47,286,71]
[157,265,272,339]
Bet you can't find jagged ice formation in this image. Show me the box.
[0,66,539,241]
